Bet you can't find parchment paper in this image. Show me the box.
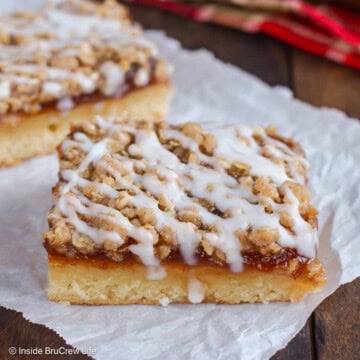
[0,19,360,360]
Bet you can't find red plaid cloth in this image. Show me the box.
[128,0,360,70]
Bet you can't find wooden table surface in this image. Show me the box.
[1,3,359,360]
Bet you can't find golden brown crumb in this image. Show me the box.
[200,133,217,155]
[177,207,202,227]
[181,122,203,143]
[138,207,156,226]
[253,177,280,201]
[227,162,251,179]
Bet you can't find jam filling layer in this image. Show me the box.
[44,240,310,278]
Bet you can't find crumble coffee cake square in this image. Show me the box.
[43,116,326,304]
[0,0,170,166]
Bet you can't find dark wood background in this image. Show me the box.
[1,3,359,359]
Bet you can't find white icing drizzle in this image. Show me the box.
[212,126,290,185]
[278,187,317,258]
[100,62,125,96]
[134,68,150,87]
[54,117,318,273]
[147,266,167,280]
[187,278,205,303]
[0,0,158,106]
[73,73,97,94]
[57,96,74,112]
[43,81,64,97]
[159,297,170,307]
[44,8,123,39]
[0,80,10,99]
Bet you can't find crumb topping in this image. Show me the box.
[0,0,168,119]
[44,117,319,272]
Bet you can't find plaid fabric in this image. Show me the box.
[128,0,360,70]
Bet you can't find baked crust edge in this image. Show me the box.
[47,254,326,304]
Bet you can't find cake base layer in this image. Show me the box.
[0,83,170,167]
[47,255,326,305]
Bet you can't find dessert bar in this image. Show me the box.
[43,116,326,304]
[0,0,170,166]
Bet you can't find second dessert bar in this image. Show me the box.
[0,0,170,166]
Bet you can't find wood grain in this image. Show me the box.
[271,319,314,360]
[0,3,359,359]
[314,281,360,360]
[292,49,360,119]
